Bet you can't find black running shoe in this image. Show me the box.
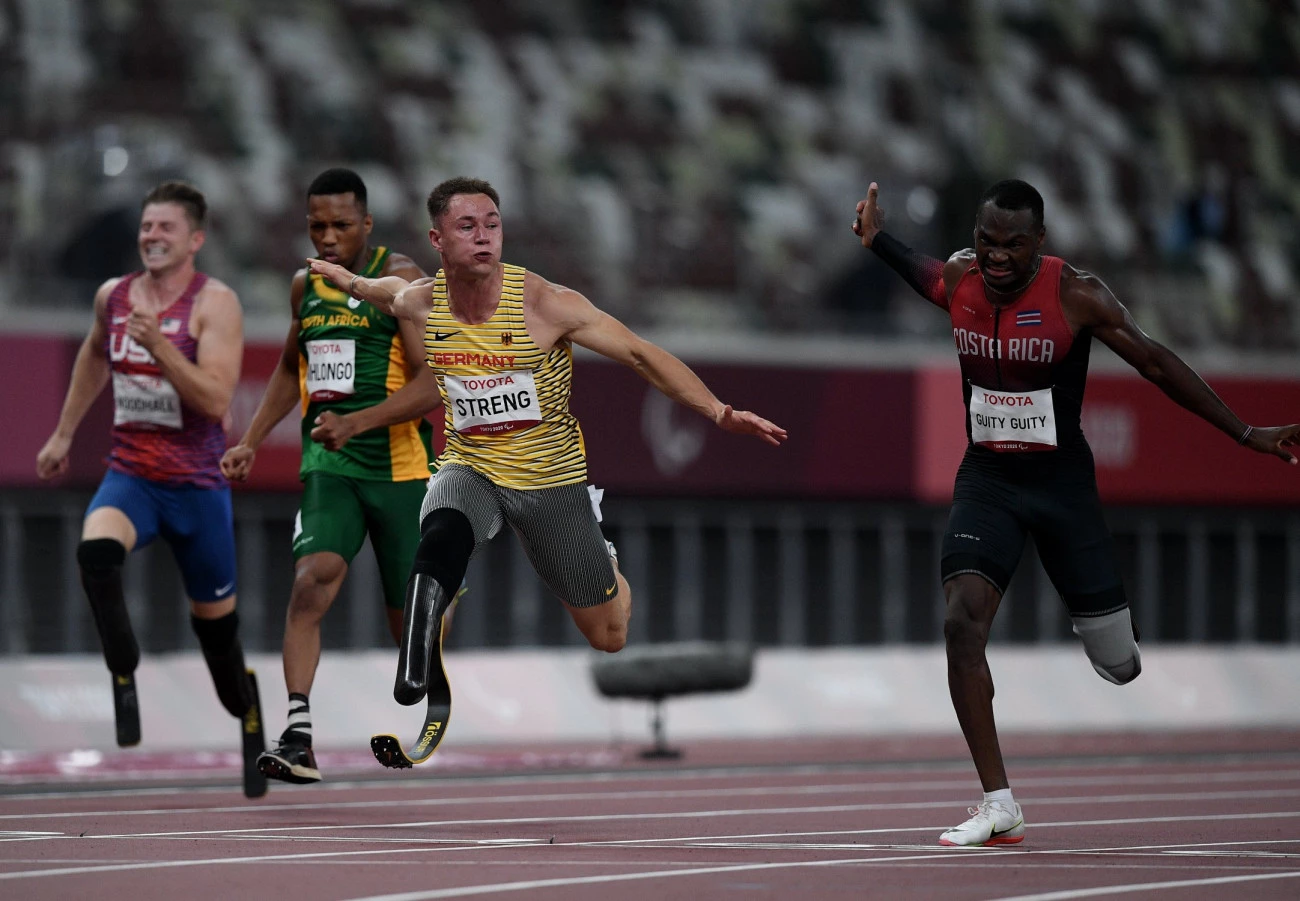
[242,670,268,798]
[112,673,141,748]
[258,733,321,785]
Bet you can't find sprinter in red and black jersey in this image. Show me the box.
[35,182,266,798]
[853,179,1300,847]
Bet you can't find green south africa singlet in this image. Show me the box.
[297,246,433,482]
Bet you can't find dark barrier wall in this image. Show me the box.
[6,334,1300,504]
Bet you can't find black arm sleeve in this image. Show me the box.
[870,231,949,309]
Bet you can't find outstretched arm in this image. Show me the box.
[852,182,957,309]
[535,280,787,446]
[36,280,116,479]
[309,259,442,451]
[1067,270,1300,464]
[306,257,433,322]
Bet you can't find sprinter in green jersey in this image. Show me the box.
[221,169,439,784]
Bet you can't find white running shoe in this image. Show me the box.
[938,801,1026,847]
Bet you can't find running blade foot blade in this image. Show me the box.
[369,704,448,768]
[242,670,268,798]
[370,734,415,769]
[371,685,450,769]
[112,674,141,748]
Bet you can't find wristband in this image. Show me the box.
[1237,424,1253,445]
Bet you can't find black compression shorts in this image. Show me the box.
[939,445,1128,617]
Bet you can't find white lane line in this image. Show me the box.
[2,819,1298,886]
[0,843,1002,883]
[573,811,1300,848]
[338,851,1018,901]
[0,831,61,836]
[0,844,522,881]
[11,750,1295,801]
[58,788,1300,841]
[992,870,1300,900]
[6,765,1300,820]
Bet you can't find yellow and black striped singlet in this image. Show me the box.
[424,264,586,489]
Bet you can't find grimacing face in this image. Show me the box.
[430,193,502,275]
[973,203,1044,294]
[307,193,372,267]
[138,202,204,274]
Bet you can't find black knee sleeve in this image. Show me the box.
[77,538,138,676]
[413,508,474,598]
[192,611,252,718]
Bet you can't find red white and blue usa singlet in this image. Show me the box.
[945,256,1091,452]
[105,271,227,488]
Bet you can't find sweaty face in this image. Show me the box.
[973,203,1044,293]
[307,193,372,266]
[138,202,203,274]
[430,193,502,274]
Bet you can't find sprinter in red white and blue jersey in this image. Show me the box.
[35,181,266,797]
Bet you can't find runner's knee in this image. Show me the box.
[570,601,628,653]
[585,618,627,653]
[288,557,345,620]
[942,585,994,659]
[413,508,474,598]
[1071,610,1141,685]
[77,537,126,577]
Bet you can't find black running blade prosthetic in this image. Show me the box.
[242,670,268,798]
[112,674,141,748]
[371,623,451,768]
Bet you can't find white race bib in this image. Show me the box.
[969,385,1057,452]
[305,339,356,401]
[112,372,183,429]
[445,370,541,436]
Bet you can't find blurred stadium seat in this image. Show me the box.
[1,0,1297,347]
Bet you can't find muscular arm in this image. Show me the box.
[868,232,953,308]
[234,273,307,452]
[36,280,116,478]
[140,282,243,420]
[304,257,434,322]
[853,182,961,308]
[1064,268,1299,463]
[310,257,442,446]
[53,281,115,439]
[530,277,786,446]
[326,320,440,439]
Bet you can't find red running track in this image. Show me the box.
[2,730,1299,901]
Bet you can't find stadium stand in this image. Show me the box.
[0,0,1297,348]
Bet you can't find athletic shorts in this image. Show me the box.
[87,467,237,603]
[420,464,617,609]
[293,472,428,610]
[939,445,1128,617]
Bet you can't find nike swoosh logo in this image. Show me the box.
[990,817,1023,838]
[605,585,617,597]
[214,581,235,597]
[431,331,460,341]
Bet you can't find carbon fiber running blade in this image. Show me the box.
[242,670,268,798]
[112,674,141,748]
[371,624,451,768]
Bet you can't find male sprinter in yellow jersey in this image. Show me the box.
[309,177,786,766]
[221,169,441,783]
